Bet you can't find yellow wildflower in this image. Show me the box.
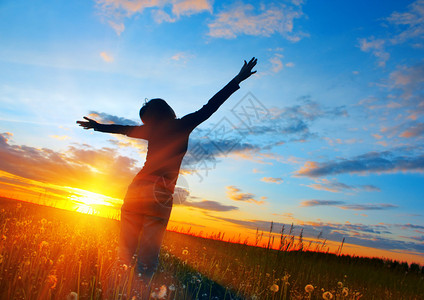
[270,284,279,292]
[305,284,314,293]
[46,274,57,289]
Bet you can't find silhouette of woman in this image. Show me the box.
[77,57,257,283]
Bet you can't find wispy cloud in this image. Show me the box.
[49,135,71,141]
[238,97,348,142]
[358,0,424,66]
[306,178,380,193]
[296,151,424,177]
[108,21,125,35]
[172,0,212,17]
[100,52,114,63]
[300,199,344,207]
[207,2,306,40]
[358,37,389,67]
[95,0,212,34]
[261,177,283,184]
[269,54,284,73]
[386,0,424,45]
[389,64,424,101]
[88,111,138,125]
[182,199,239,212]
[226,185,265,205]
[171,52,195,63]
[399,122,424,138]
[300,199,398,211]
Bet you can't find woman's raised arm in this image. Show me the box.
[182,57,257,130]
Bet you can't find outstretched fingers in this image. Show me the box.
[76,116,97,130]
[247,57,257,74]
[248,57,257,68]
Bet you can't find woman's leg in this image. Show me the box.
[136,215,169,280]
[118,207,144,265]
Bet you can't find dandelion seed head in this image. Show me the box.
[67,292,78,300]
[151,285,167,299]
[270,283,279,292]
[39,241,49,252]
[169,284,175,291]
[305,284,314,293]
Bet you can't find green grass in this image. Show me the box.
[0,198,423,300]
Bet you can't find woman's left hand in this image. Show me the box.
[234,57,257,84]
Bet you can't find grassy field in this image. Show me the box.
[0,198,423,300]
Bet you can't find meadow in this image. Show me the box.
[0,198,423,300]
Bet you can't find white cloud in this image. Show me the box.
[49,135,71,141]
[108,20,125,35]
[172,0,212,17]
[226,185,265,205]
[261,177,283,184]
[358,1,424,66]
[389,64,424,103]
[207,2,306,40]
[171,51,195,63]
[96,0,213,34]
[358,37,389,67]
[387,0,424,44]
[100,52,114,63]
[152,9,176,23]
[269,54,283,73]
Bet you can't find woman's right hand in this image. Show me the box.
[76,117,99,130]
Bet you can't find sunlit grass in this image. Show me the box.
[0,198,423,300]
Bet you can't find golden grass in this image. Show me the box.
[0,198,423,300]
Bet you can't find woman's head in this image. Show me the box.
[139,98,176,125]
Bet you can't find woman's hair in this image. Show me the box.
[139,98,176,124]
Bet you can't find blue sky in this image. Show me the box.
[0,0,423,263]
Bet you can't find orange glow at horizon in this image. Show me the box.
[0,168,423,266]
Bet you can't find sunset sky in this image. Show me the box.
[1,0,423,263]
